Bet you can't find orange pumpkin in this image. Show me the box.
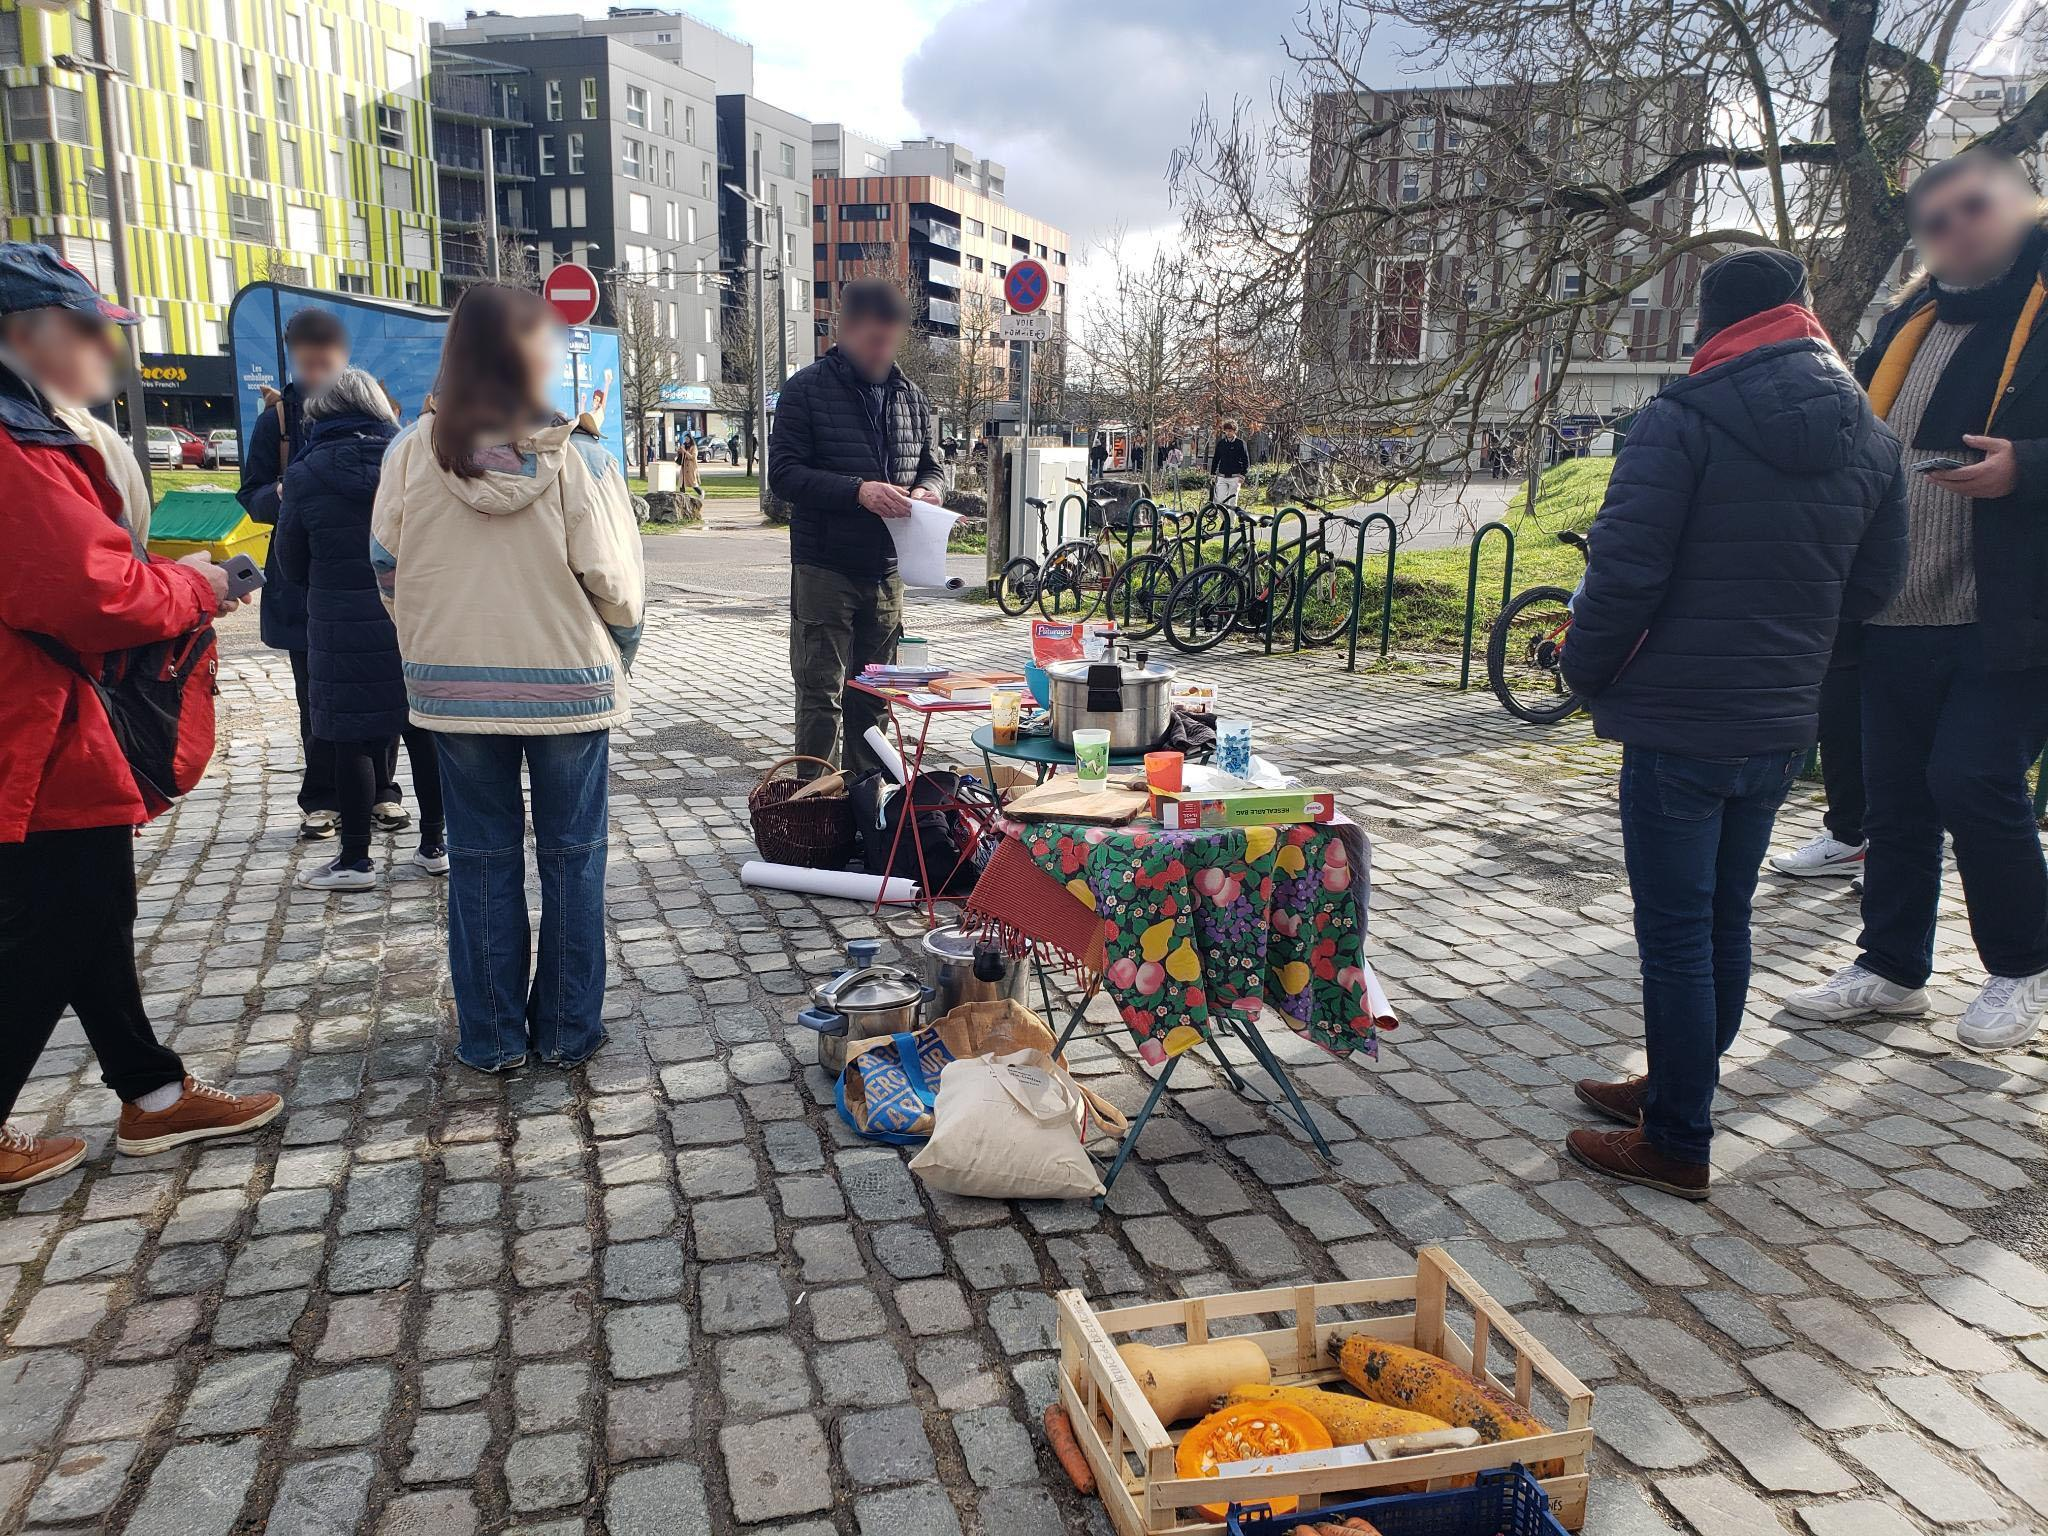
[1175,1399,1334,1519]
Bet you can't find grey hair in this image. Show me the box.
[304,366,397,424]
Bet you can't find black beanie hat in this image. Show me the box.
[1696,249,1808,341]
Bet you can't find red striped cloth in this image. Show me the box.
[960,835,1107,982]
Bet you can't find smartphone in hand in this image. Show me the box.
[1913,455,1967,474]
[221,553,266,600]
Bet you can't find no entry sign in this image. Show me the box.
[542,262,601,326]
[1004,258,1049,315]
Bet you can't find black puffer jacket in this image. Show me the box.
[1211,435,1250,477]
[768,347,945,580]
[1561,332,1908,756]
[273,413,405,741]
[237,382,308,651]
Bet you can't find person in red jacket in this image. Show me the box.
[0,243,282,1191]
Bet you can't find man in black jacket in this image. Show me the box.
[1561,249,1907,1198]
[1787,151,2048,1053]
[1209,419,1250,506]
[769,279,944,772]
[239,307,350,838]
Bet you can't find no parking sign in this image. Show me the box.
[1004,258,1049,314]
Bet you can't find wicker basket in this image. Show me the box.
[748,755,858,869]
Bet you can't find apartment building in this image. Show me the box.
[1,0,439,427]
[429,49,535,297]
[809,127,1070,435]
[1307,80,1707,446]
[717,92,810,387]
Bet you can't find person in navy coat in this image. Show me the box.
[273,368,443,890]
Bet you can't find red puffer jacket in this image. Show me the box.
[0,392,217,843]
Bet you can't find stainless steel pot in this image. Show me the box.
[807,964,930,1076]
[920,928,1030,1018]
[1045,658,1176,752]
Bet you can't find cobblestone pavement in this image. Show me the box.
[3,553,2046,1536]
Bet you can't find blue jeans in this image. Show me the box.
[434,730,611,1071]
[1620,746,1804,1163]
[1857,625,2048,989]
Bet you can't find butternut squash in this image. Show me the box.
[1330,1336,1559,1476]
[1218,1383,1452,1445]
[1117,1338,1272,1425]
[1175,1399,1332,1520]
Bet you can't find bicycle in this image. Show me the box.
[1291,499,1367,648]
[1160,506,1300,654]
[995,493,1107,618]
[1485,530,1586,724]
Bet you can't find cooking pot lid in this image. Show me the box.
[816,964,924,1011]
[922,928,980,961]
[1044,658,1175,682]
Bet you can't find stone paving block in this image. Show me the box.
[953,1405,1037,1487]
[504,1431,592,1512]
[63,1361,175,1442]
[607,1377,695,1462]
[1592,1384,1709,1471]
[27,1440,141,1522]
[1878,1374,2016,1451]
[262,1452,377,1536]
[126,1436,262,1536]
[514,1362,591,1432]
[700,1261,789,1334]
[404,1411,494,1483]
[720,1413,833,1522]
[841,1403,938,1488]
[180,1352,291,1436]
[1844,1429,2006,1524]
[606,1303,691,1379]
[1795,1501,1924,1536]
[377,1489,479,1536]
[854,1485,965,1536]
[719,1334,814,1418]
[11,1282,114,1343]
[291,1365,396,1449]
[607,1462,710,1535]
[793,1225,864,1283]
[1692,1399,1858,1492]
[1653,1473,1795,1536]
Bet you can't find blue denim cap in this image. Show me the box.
[0,241,139,325]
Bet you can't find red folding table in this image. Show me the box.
[846,680,997,926]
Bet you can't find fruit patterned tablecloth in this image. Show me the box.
[1013,819,1390,1063]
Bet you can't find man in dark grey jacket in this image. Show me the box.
[769,280,945,772]
[1560,249,1907,1199]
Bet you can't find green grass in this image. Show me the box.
[151,467,240,501]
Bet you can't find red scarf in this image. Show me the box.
[1689,303,1836,375]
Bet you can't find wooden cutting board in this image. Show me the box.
[1005,778,1151,824]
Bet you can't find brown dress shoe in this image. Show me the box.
[1574,1075,1648,1126]
[0,1124,88,1192]
[116,1078,283,1156]
[1565,1126,1710,1200]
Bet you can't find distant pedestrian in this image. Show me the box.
[679,433,699,491]
[273,368,444,891]
[1089,433,1108,479]
[1210,419,1249,506]
[0,242,281,1190]
[769,277,945,772]
[1561,248,1905,1198]
[373,283,646,1072]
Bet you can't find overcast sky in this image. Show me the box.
[442,0,1302,259]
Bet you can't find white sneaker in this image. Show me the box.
[413,843,450,875]
[1958,971,2048,1053]
[1783,962,1930,1021]
[1770,833,1866,878]
[300,857,377,891]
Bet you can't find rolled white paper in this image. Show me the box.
[740,860,920,905]
[863,726,908,784]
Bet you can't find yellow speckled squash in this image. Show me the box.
[1331,1337,1558,1475]
[1218,1383,1452,1445]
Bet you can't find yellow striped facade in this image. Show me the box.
[1,0,439,354]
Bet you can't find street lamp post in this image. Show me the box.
[57,10,151,493]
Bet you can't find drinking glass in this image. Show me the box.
[1072,729,1112,786]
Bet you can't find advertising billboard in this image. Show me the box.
[227,283,627,468]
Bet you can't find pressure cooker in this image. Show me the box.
[800,963,931,1076]
[1045,651,1177,753]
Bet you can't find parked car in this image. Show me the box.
[146,426,181,468]
[170,426,208,467]
[699,440,730,464]
[202,429,240,468]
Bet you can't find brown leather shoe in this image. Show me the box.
[1574,1075,1648,1126]
[0,1124,88,1192]
[116,1079,282,1156]
[1565,1126,1710,1200]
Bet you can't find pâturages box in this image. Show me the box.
[1154,789,1335,829]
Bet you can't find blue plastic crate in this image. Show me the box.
[1227,1465,1569,1536]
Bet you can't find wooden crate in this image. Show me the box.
[1055,1246,1595,1535]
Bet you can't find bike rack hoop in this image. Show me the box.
[1263,505,1309,654]
[1337,509,1399,670]
[1459,520,1517,690]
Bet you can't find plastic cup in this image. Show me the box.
[897,637,930,668]
[990,688,1021,746]
[1217,718,1254,779]
[1144,750,1184,793]
[1072,729,1112,786]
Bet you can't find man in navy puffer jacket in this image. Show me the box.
[1560,249,1907,1199]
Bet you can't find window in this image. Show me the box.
[7,160,35,215]
[329,146,345,194]
[700,162,710,198]
[322,22,339,71]
[1629,289,1651,308]
[211,255,234,302]
[275,71,293,123]
[664,201,677,240]
[1374,259,1427,361]
[625,85,647,127]
[579,77,597,118]
[186,113,211,167]
[0,11,19,68]
[992,261,1007,277]
[538,135,554,175]
[376,102,406,149]
[628,192,650,234]
[286,202,318,252]
[342,93,357,136]
[240,62,257,112]
[662,97,672,136]
[1409,119,1434,152]
[622,138,641,179]
[282,136,304,187]
[965,217,984,237]
[545,80,562,120]
[779,141,795,176]
[338,273,371,294]
[703,307,715,342]
[228,190,271,241]
[683,104,695,143]
[794,191,808,223]
[965,254,983,273]
[686,206,696,243]
[1400,167,1421,203]
[1560,272,1584,298]
[567,134,584,174]
[283,11,304,60]
[1035,242,1046,258]
[839,203,889,222]
[1054,249,1067,265]
[181,46,200,95]
[991,226,1007,243]
[863,152,885,172]
[380,163,412,212]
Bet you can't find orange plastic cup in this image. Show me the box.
[1144,750,1185,793]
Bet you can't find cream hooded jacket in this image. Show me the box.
[370,418,646,735]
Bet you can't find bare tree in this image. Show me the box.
[1069,238,1201,477]
[1173,0,2048,480]
[711,283,762,476]
[608,274,683,473]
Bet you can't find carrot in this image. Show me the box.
[1043,1404,1096,1495]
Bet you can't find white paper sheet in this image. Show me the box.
[740,860,919,904]
[887,502,960,588]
